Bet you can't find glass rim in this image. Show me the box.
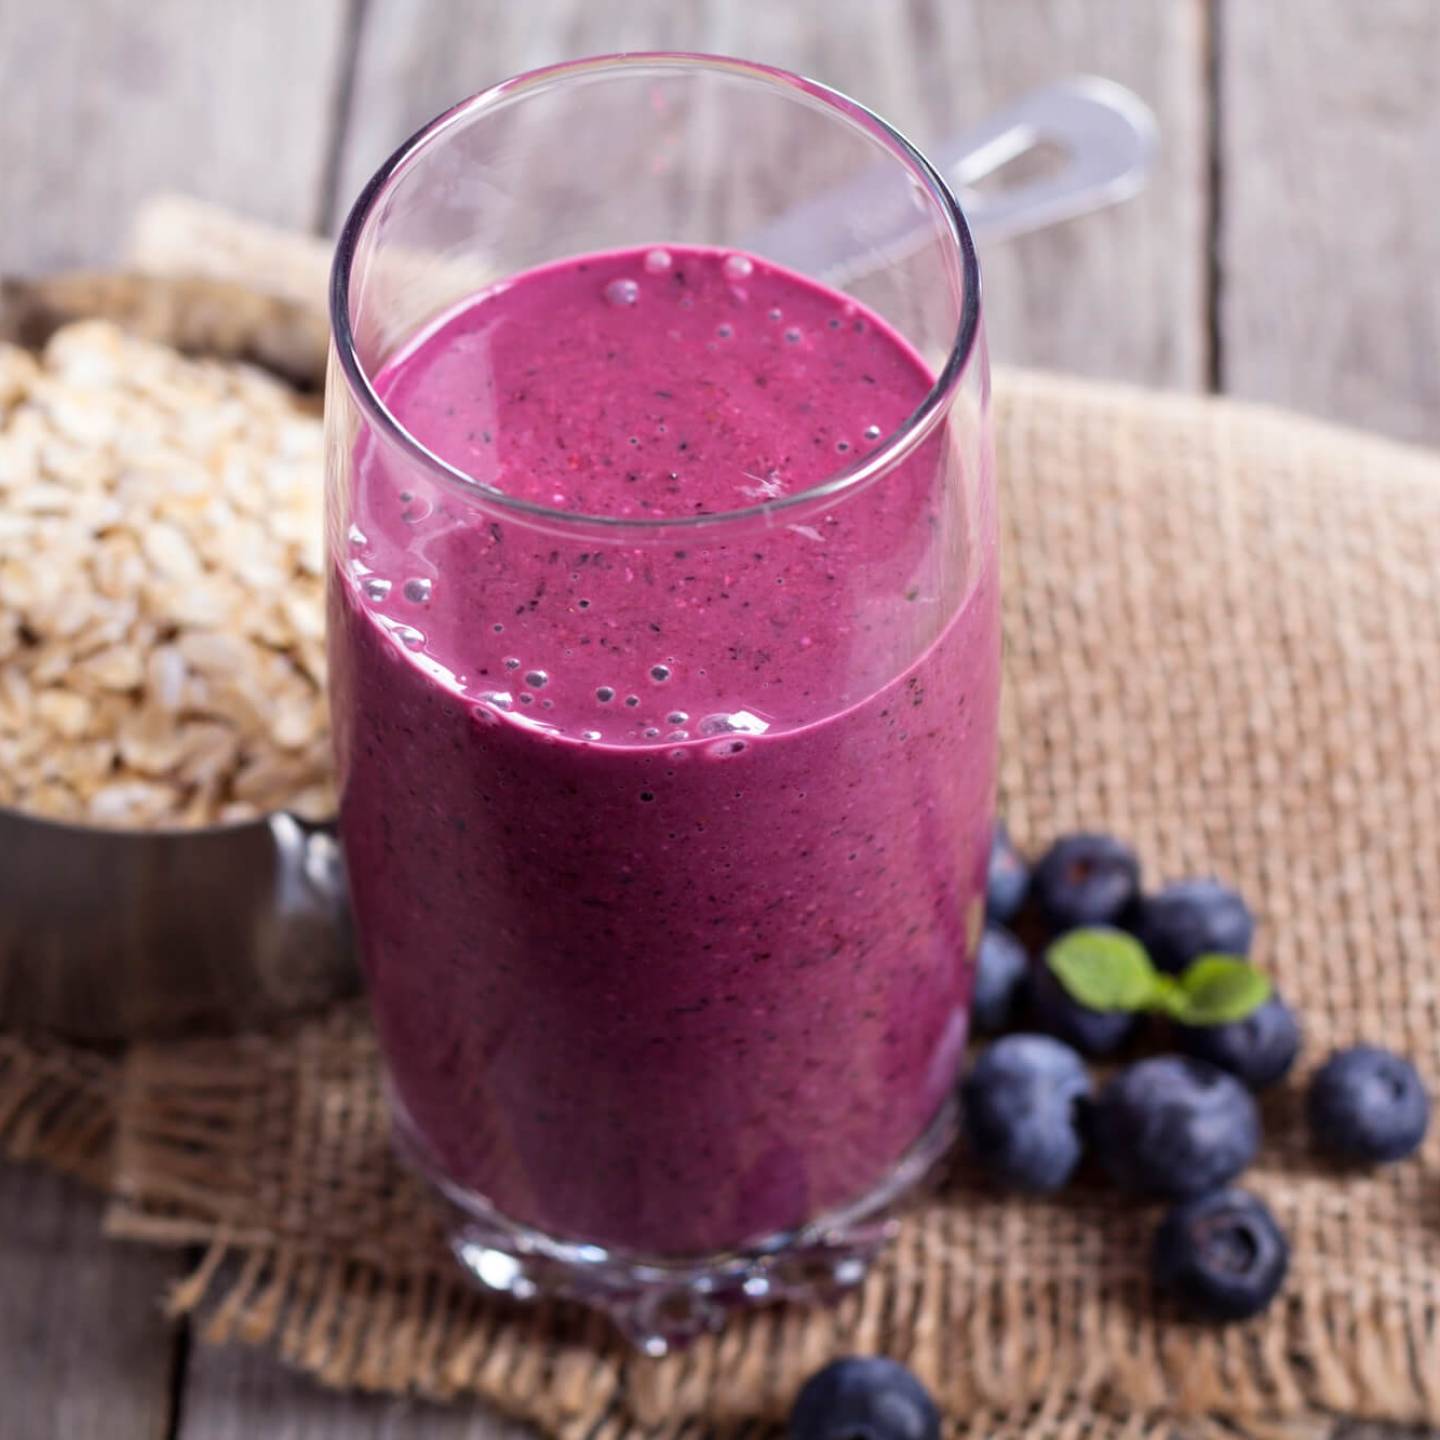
[330,51,982,536]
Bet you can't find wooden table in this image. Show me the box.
[1,2,1437,1435]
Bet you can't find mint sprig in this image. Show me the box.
[1045,928,1271,1026]
[1159,955,1272,1025]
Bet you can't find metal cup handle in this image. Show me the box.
[268,809,348,918]
[257,810,356,1010]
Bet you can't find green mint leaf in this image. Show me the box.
[1046,928,1161,1012]
[1149,972,1189,1020]
[1169,955,1272,1026]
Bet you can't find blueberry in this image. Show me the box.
[1306,1045,1430,1164]
[1132,879,1255,975]
[1176,995,1301,1090]
[1153,1187,1289,1321]
[1090,1055,1260,1198]
[1032,833,1140,931]
[972,924,1028,1035]
[961,1034,1091,1193]
[1025,944,1137,1057]
[789,1356,940,1440]
[986,823,1030,924]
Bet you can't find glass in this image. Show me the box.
[326,53,997,1353]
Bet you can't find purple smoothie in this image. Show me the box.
[330,245,998,1256]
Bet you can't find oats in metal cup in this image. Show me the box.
[0,322,332,828]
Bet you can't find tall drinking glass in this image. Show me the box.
[327,53,997,1353]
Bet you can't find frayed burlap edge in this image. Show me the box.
[143,1232,1440,1435]
[98,1016,1440,1438]
[0,1032,115,1188]
[162,1239,1440,1435]
[0,1021,1420,1440]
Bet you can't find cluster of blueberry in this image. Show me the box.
[783,832,1431,1440]
[966,828,1431,1321]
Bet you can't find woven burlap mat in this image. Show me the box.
[2,202,1439,1437]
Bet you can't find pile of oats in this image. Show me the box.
[0,321,333,828]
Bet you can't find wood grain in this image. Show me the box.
[901,0,1208,387]
[330,0,1207,386]
[0,0,351,272]
[0,1166,181,1439]
[176,1336,536,1440]
[1220,0,1440,442]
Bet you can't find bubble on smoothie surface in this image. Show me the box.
[403,577,433,604]
[476,690,513,712]
[503,656,521,670]
[706,738,750,759]
[624,694,640,707]
[864,423,882,440]
[361,577,392,602]
[347,524,367,547]
[785,328,802,344]
[716,323,734,340]
[723,254,754,281]
[524,670,549,689]
[392,623,425,651]
[643,248,672,274]
[604,278,640,307]
[767,307,782,321]
[649,664,671,683]
[596,686,615,703]
[666,711,688,725]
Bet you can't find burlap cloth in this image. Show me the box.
[2,201,1439,1438]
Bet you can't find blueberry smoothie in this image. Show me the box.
[330,246,998,1257]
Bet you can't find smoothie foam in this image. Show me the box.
[330,246,998,1256]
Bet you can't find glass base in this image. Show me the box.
[397,1096,959,1356]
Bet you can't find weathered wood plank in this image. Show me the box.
[0,0,352,273]
[899,0,1207,386]
[0,1166,182,1439]
[177,1336,536,1440]
[1220,0,1440,442]
[330,0,1207,387]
